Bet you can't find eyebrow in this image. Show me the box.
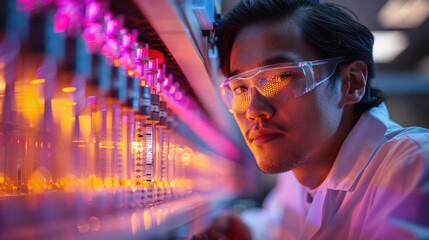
[229,55,300,77]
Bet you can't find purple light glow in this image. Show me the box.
[166,97,241,160]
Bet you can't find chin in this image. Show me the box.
[256,160,292,174]
[255,154,300,174]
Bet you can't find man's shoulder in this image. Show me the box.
[385,125,429,149]
[372,125,429,178]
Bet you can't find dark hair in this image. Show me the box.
[216,0,385,116]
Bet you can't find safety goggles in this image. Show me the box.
[219,57,345,114]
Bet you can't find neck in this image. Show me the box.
[292,106,359,189]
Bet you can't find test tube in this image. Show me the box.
[153,64,168,203]
[133,54,162,206]
[36,57,56,178]
[127,43,151,208]
[20,7,65,192]
[156,100,169,203]
[0,33,21,195]
[62,30,93,184]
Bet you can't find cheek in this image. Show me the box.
[233,114,249,136]
[280,86,341,139]
[309,86,343,136]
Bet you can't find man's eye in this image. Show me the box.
[273,72,293,82]
[232,85,248,95]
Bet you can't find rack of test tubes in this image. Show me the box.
[0,0,241,239]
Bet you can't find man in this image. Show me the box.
[196,0,429,239]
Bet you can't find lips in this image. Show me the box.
[247,128,282,146]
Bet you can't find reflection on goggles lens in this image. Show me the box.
[229,70,304,113]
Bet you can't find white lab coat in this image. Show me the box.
[241,103,429,240]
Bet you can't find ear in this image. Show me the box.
[339,60,367,106]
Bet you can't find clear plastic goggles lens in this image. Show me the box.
[219,57,344,114]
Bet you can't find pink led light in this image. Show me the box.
[156,64,166,94]
[117,29,138,69]
[53,0,84,35]
[82,23,103,53]
[135,47,143,60]
[87,95,97,107]
[169,82,179,95]
[80,1,107,52]
[85,1,101,22]
[157,64,166,80]
[146,74,156,88]
[104,13,119,35]
[102,14,123,64]
[133,63,144,78]
[119,51,134,69]
[120,29,131,48]
[164,73,173,87]
[174,91,183,101]
[53,12,69,32]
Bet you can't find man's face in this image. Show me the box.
[229,18,345,174]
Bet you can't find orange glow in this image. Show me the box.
[14,77,44,127]
[87,175,104,191]
[65,101,77,106]
[106,178,117,189]
[0,62,5,92]
[120,179,132,188]
[169,85,176,94]
[79,115,91,139]
[131,213,141,235]
[30,78,45,84]
[127,69,134,76]
[113,59,120,67]
[155,208,164,225]
[99,141,115,149]
[181,152,191,166]
[143,210,153,230]
[104,178,115,189]
[57,174,80,192]
[62,87,76,93]
[0,176,4,185]
[170,180,176,187]
[28,167,52,193]
[192,153,210,170]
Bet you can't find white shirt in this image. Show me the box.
[241,103,429,239]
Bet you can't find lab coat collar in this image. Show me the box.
[325,103,390,191]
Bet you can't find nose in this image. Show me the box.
[245,87,274,120]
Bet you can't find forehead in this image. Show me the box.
[230,17,319,73]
